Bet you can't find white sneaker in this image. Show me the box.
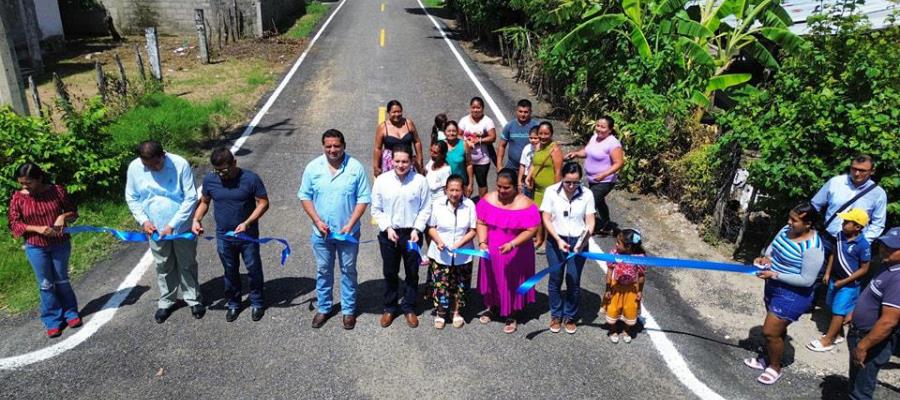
[622,333,632,343]
[609,334,620,344]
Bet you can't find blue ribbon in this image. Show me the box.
[515,251,757,296]
[450,248,489,259]
[225,231,291,266]
[65,226,197,242]
[577,252,758,275]
[327,232,377,244]
[65,226,292,266]
[516,253,576,296]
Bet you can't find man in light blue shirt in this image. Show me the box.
[125,140,203,323]
[299,129,371,330]
[811,154,887,244]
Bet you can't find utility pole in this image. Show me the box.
[0,5,30,115]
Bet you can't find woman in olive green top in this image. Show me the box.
[526,121,563,249]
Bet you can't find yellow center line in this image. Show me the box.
[380,28,385,47]
[381,3,385,12]
[372,106,387,225]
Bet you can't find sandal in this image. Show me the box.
[834,336,846,345]
[452,314,465,328]
[503,319,517,334]
[806,339,835,352]
[434,316,446,330]
[757,367,783,385]
[478,310,494,324]
[743,357,767,371]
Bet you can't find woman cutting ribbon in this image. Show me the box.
[426,175,477,329]
[476,168,541,334]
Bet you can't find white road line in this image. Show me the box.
[415,3,726,398]
[586,240,725,400]
[0,0,350,371]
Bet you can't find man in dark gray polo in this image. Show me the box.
[846,227,900,399]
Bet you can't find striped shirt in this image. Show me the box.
[7,185,78,247]
[769,225,822,276]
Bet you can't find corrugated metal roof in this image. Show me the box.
[782,0,899,33]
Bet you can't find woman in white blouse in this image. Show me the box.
[427,174,477,329]
[540,162,596,334]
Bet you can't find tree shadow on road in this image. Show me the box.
[404,7,455,20]
[199,276,315,310]
[79,285,150,319]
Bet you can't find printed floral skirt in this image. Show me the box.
[430,259,472,313]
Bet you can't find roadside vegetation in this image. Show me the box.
[286,1,329,39]
[446,0,898,250]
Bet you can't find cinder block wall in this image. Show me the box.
[100,0,282,37]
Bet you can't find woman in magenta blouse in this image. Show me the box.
[565,116,624,235]
[7,163,81,338]
[475,168,541,334]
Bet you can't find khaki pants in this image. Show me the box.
[149,238,202,308]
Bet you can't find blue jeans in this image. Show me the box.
[546,236,586,320]
[848,326,897,400]
[216,237,264,309]
[311,233,359,315]
[24,242,79,329]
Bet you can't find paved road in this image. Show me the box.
[1,1,897,399]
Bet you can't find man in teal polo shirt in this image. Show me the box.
[299,129,371,330]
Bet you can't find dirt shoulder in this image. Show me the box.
[454,22,900,385]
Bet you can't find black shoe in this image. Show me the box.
[191,304,206,320]
[154,308,172,324]
[251,307,264,322]
[225,308,239,322]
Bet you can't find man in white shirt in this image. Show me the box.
[371,146,432,328]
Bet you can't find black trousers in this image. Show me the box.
[589,181,615,231]
[379,228,421,314]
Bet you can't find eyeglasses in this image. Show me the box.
[850,167,872,174]
[214,167,232,177]
[562,181,580,186]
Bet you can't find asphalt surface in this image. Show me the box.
[1,1,898,399]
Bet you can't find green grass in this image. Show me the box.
[245,68,273,86]
[422,0,444,7]
[1,92,233,313]
[285,2,328,39]
[0,199,131,313]
[108,92,233,156]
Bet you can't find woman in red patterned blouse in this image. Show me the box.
[7,163,81,338]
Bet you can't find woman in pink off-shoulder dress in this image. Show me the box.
[476,168,541,334]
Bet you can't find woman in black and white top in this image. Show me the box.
[427,174,477,329]
[540,162,596,334]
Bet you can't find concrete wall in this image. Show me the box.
[92,0,301,37]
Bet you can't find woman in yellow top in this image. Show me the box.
[526,121,563,249]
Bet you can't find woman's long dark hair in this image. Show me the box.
[431,113,448,143]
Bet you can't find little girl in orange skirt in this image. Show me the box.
[603,228,646,344]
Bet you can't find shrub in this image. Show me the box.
[717,12,899,226]
[0,98,124,213]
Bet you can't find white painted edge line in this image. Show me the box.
[414,0,508,128]
[0,0,350,371]
[416,2,725,397]
[586,239,725,400]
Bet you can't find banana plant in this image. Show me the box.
[681,0,807,107]
[551,0,807,111]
